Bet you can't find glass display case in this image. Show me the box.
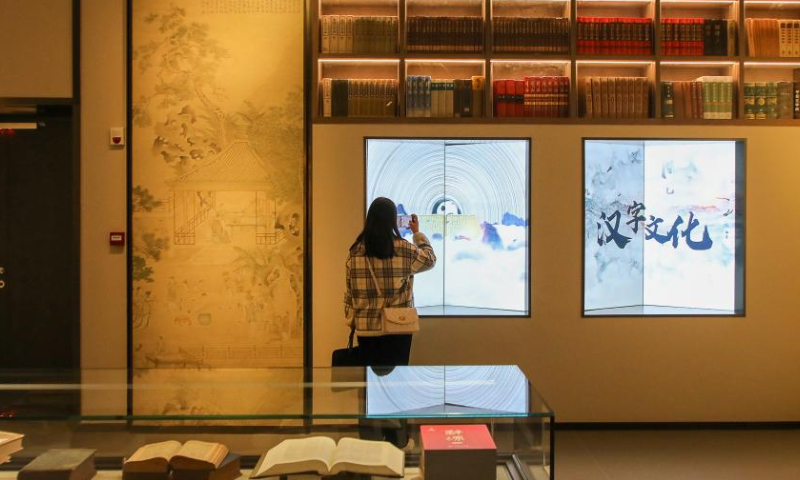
[0,366,554,480]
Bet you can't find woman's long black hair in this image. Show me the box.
[352,197,402,259]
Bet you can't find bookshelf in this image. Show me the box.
[312,0,800,123]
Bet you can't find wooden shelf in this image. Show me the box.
[311,0,800,123]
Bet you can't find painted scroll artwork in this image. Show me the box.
[130,0,304,417]
[584,140,743,316]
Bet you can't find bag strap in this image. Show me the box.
[365,255,411,308]
[347,323,356,349]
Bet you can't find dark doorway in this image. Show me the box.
[0,106,79,415]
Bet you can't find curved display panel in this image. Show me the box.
[584,139,745,316]
[366,138,530,317]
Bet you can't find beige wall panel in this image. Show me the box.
[0,0,73,98]
[313,124,800,422]
[80,0,128,413]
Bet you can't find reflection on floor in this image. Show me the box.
[584,305,737,316]
[417,306,528,316]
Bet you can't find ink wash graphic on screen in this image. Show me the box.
[584,139,744,316]
[367,139,529,316]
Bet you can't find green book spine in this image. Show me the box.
[744,82,755,120]
[661,82,674,119]
[766,81,778,119]
[701,81,712,119]
[755,82,767,120]
[724,81,733,119]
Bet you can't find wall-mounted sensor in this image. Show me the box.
[110,127,125,147]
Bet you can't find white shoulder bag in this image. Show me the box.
[365,257,420,335]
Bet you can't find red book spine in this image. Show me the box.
[562,76,570,117]
[515,79,524,117]
[524,76,532,117]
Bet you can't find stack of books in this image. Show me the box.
[407,16,484,52]
[493,77,570,118]
[577,17,653,55]
[661,18,737,56]
[406,75,485,118]
[744,81,799,120]
[661,76,734,120]
[746,19,800,57]
[493,17,570,53]
[321,78,398,118]
[583,77,651,118]
[320,15,398,54]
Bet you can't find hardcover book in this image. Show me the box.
[250,437,404,478]
[19,449,96,480]
[420,425,497,480]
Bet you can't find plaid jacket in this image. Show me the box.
[344,232,436,335]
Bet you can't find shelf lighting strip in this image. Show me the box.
[661,61,737,65]
[745,61,800,66]
[577,60,653,64]
[405,59,486,64]
[662,0,736,4]
[490,59,571,64]
[320,58,400,63]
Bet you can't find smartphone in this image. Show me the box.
[397,215,412,229]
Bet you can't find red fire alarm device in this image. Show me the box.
[109,232,125,246]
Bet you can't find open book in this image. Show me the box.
[251,437,404,478]
[124,441,229,474]
[0,431,24,464]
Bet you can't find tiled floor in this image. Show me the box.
[556,429,800,480]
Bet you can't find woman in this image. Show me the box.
[344,197,436,366]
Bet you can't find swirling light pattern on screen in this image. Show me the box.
[366,366,529,416]
[366,140,527,224]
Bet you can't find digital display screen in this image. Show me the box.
[584,139,744,315]
[366,366,529,416]
[366,139,530,316]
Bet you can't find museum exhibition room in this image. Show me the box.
[1,0,799,479]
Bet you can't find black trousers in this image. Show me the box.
[356,334,412,366]
[357,334,412,448]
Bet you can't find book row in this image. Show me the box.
[494,77,570,118]
[493,17,570,54]
[744,82,800,120]
[577,17,653,55]
[746,19,800,57]
[407,16,484,52]
[661,78,734,120]
[406,75,486,118]
[661,19,737,56]
[584,77,651,119]
[320,15,398,54]
[321,79,399,118]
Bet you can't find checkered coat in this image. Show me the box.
[344,232,436,336]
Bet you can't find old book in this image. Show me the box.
[173,454,241,480]
[19,449,96,480]
[320,16,330,53]
[124,441,229,477]
[744,82,755,119]
[661,82,674,119]
[250,437,404,478]
[0,431,23,459]
[777,81,793,118]
[471,76,484,117]
[421,425,496,480]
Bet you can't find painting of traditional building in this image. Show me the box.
[130,0,304,416]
